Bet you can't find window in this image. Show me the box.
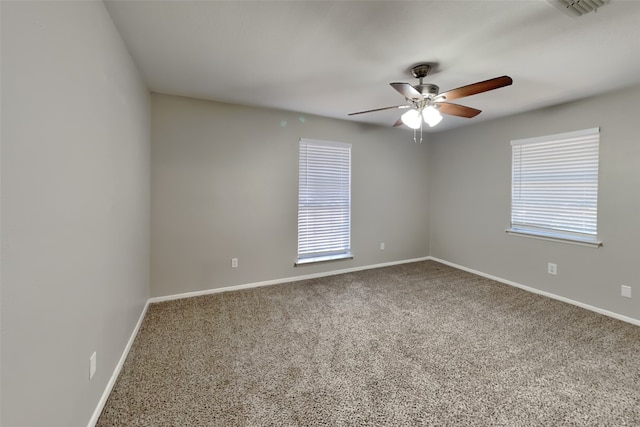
[507,127,602,247]
[296,139,352,265]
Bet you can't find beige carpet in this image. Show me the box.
[97,261,640,426]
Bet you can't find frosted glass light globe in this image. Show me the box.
[422,106,443,127]
[401,109,422,129]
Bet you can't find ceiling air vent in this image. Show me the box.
[546,0,610,17]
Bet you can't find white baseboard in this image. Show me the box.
[87,300,150,427]
[148,256,430,303]
[427,256,640,327]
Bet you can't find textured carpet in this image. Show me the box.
[97,261,640,426]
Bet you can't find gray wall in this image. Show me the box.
[151,94,429,297]
[429,84,640,322]
[1,2,150,426]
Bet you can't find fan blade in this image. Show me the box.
[439,76,512,101]
[390,82,423,100]
[348,105,408,116]
[393,117,404,127]
[437,102,482,118]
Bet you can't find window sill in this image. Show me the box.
[295,253,353,267]
[506,228,602,248]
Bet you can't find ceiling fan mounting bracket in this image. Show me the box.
[410,63,434,79]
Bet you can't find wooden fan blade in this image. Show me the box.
[439,76,512,101]
[348,105,408,116]
[437,102,482,118]
[390,82,423,100]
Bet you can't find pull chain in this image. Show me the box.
[413,116,423,144]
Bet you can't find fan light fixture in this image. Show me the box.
[401,106,443,130]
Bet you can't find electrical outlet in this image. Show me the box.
[621,285,632,298]
[380,242,385,251]
[231,258,238,268]
[89,352,97,380]
[547,263,557,275]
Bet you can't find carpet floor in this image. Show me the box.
[97,261,640,426]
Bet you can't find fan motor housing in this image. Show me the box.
[417,84,439,97]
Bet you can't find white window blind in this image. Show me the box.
[509,127,601,246]
[297,139,352,265]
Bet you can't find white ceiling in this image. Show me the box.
[104,0,640,133]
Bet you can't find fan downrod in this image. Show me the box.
[410,63,439,97]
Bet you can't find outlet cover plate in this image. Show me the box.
[621,285,632,298]
[90,352,97,379]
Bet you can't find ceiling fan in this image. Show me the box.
[349,63,513,141]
